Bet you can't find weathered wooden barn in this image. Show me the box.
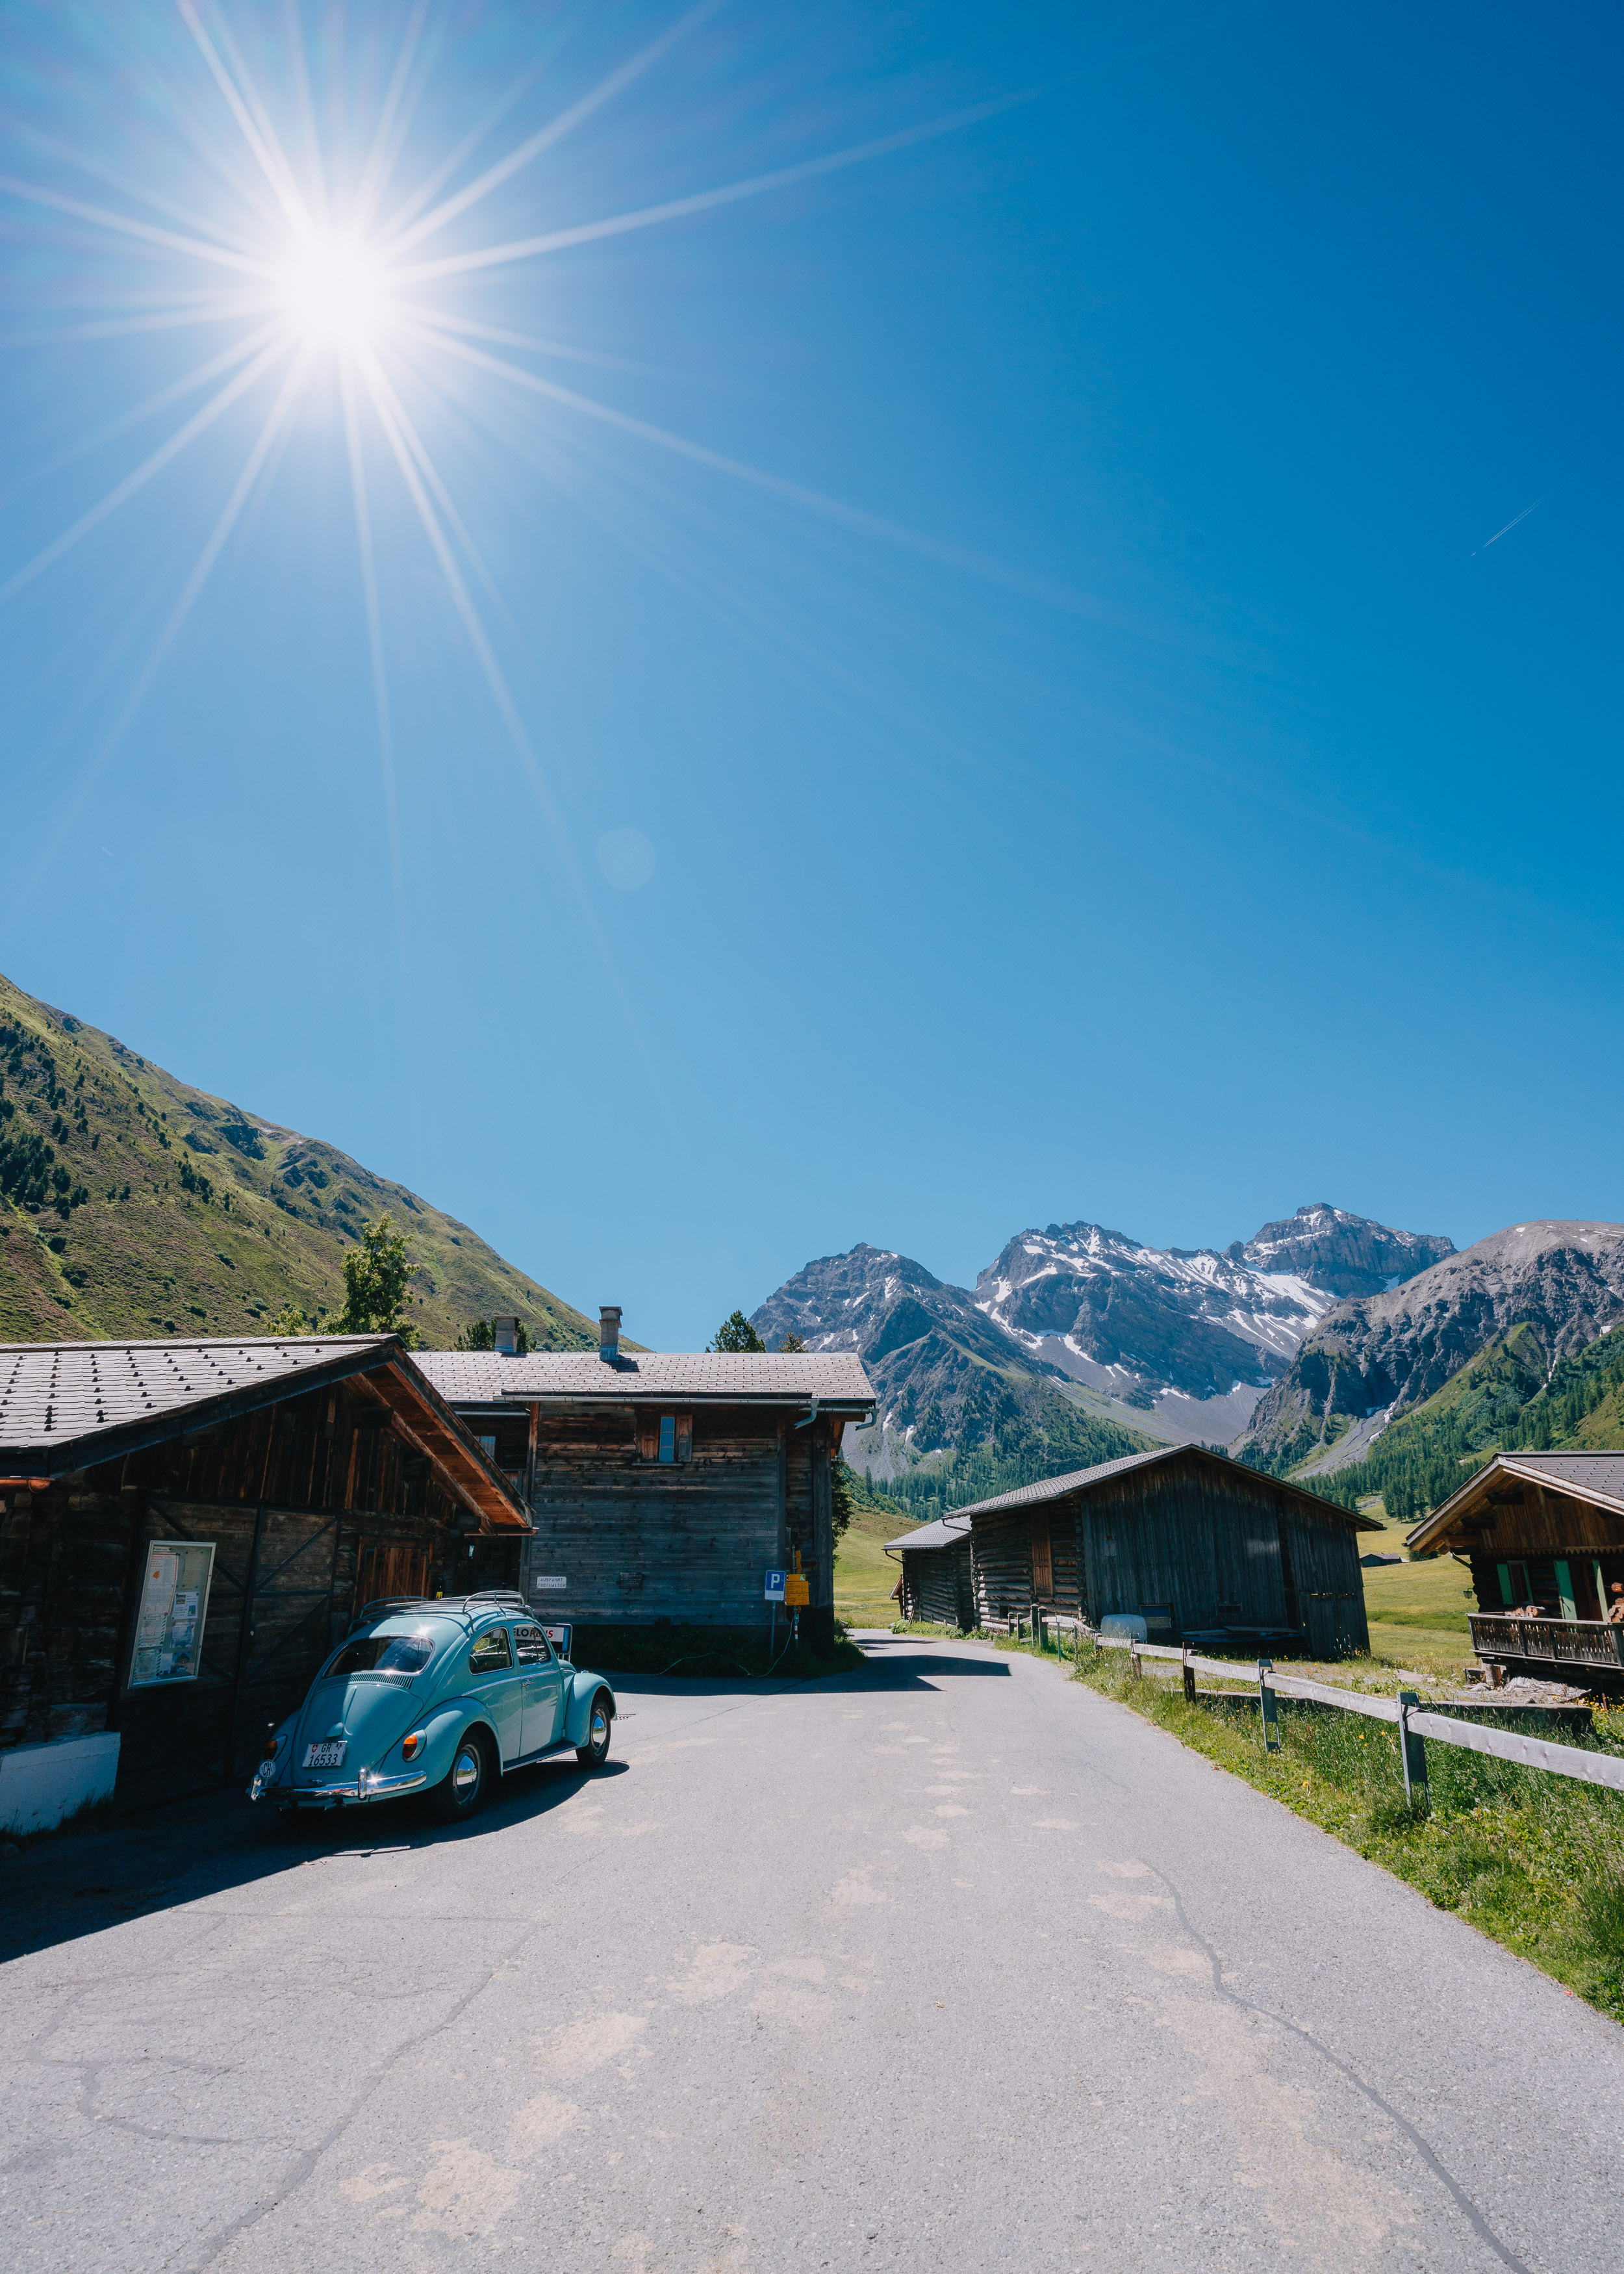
[937,1445,1378,1655]
[416,1333,875,1655]
[0,1334,530,1819]
[887,1513,974,1627]
[1407,1451,1624,1687]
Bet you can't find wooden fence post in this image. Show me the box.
[1398,1690,1428,1809]
[1182,1645,1195,1705]
[1129,1639,1141,1681]
[1257,1658,1280,1752]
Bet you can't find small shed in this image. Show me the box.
[416,1332,875,1655]
[954,1445,1380,1657]
[887,1513,974,1628]
[0,1333,530,1819]
[1406,1451,1624,1687]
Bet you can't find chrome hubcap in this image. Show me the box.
[591,1710,607,1748]
[452,1746,480,1795]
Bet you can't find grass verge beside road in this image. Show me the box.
[989,1628,1624,2023]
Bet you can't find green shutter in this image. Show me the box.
[1496,1563,1513,1605]
[1555,1560,1576,1621]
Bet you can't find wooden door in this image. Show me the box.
[1032,1514,1053,1601]
[354,1540,429,1618]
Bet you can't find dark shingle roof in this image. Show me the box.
[0,1336,531,1531]
[885,1514,972,1553]
[0,1335,392,1456]
[1408,1449,1624,1553]
[943,1443,1381,1529]
[415,1349,874,1407]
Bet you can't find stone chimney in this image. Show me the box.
[493,1316,518,1357]
[599,1306,622,1364]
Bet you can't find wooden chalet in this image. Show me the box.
[1407,1451,1624,1689]
[901,1446,1379,1655]
[888,1514,974,1628]
[0,1334,530,1820]
[416,1317,875,1655]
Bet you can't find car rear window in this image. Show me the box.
[326,1633,436,1680]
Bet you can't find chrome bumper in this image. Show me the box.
[259,1767,429,1808]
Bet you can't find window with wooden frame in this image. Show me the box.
[637,1413,692,1463]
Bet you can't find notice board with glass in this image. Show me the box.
[129,1540,215,1687]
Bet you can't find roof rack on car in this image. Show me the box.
[349,1589,529,1631]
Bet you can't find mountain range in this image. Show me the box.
[751,1203,1454,1468]
[0,972,592,1349]
[1243,1220,1624,1474]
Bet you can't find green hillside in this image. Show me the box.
[852,1390,1154,1526]
[0,971,594,1350]
[1297,1320,1624,1524]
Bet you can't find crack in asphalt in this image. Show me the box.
[1154,1863,1534,2274]
[172,1837,611,2274]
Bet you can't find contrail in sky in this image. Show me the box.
[1472,496,1545,554]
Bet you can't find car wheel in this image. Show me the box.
[430,1730,490,1822]
[576,1694,612,1769]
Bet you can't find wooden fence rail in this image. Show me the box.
[1065,1627,1624,1804]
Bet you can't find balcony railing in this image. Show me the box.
[1469,1613,1624,1671]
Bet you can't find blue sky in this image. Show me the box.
[1,1,1619,1346]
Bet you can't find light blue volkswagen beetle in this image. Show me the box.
[247,1591,615,1822]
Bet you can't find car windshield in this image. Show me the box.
[325,1631,437,1680]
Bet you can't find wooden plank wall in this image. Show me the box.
[972,1509,1041,1629]
[1468,1546,1624,1622]
[964,1457,1369,1654]
[1458,1488,1624,1562]
[1077,1457,1369,1652]
[522,1403,824,1629]
[0,1372,492,1802]
[901,1540,972,1626]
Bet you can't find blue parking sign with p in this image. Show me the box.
[764,1570,786,1602]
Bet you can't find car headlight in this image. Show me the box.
[401,1731,425,1761]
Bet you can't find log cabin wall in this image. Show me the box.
[1460,1487,1624,1620]
[900,1540,975,1626]
[971,1509,1039,1628]
[1078,1457,1369,1651]
[0,1373,503,1806]
[519,1401,820,1633]
[959,1452,1370,1654]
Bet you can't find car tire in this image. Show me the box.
[575,1693,612,1769]
[430,1729,490,1822]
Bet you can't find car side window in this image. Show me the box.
[514,1624,553,1665]
[468,1625,513,1674]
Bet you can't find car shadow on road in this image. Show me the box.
[605,1642,1014,1705]
[0,1754,625,1967]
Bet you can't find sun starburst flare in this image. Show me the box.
[1,5,1041,1132]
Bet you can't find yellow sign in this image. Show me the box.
[783,1574,810,1607]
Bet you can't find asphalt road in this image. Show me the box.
[2,1633,1619,2274]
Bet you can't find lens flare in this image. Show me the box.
[275,229,390,351]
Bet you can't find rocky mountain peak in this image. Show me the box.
[1228,1204,1454,1300]
[1245,1219,1624,1469]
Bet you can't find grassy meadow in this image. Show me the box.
[833,1502,907,1627]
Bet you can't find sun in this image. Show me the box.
[275,228,392,353]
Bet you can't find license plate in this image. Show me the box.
[303,1739,348,1769]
